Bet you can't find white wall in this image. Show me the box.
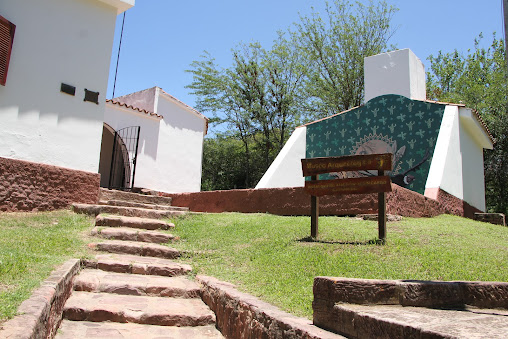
[364,48,426,102]
[154,91,206,193]
[426,105,464,199]
[459,110,487,211]
[255,126,307,189]
[103,102,162,188]
[110,88,207,193]
[114,87,157,113]
[0,0,127,173]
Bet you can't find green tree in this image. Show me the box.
[201,135,247,190]
[427,34,508,214]
[187,37,307,187]
[187,0,398,189]
[295,0,398,118]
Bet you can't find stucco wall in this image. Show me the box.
[103,103,161,189]
[114,87,157,113]
[110,88,207,193]
[364,49,426,102]
[460,122,486,211]
[0,0,119,173]
[426,105,464,200]
[155,91,206,193]
[305,94,445,195]
[256,126,307,189]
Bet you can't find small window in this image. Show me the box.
[0,14,15,86]
[84,88,99,104]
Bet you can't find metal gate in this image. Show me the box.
[108,126,140,190]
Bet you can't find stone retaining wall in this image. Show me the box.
[197,275,344,339]
[313,276,508,334]
[164,185,468,218]
[0,157,100,212]
[0,259,81,339]
[474,213,506,226]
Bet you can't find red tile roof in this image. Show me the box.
[106,99,164,119]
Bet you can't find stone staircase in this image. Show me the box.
[56,189,223,338]
[72,188,188,219]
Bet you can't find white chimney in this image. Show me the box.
[364,48,426,102]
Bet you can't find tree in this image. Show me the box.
[427,34,508,214]
[187,0,398,189]
[187,36,307,187]
[201,135,247,190]
[295,0,398,118]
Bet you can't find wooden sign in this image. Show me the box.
[305,176,392,196]
[301,153,393,242]
[301,153,392,177]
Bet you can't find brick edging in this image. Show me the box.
[196,275,344,339]
[0,259,81,339]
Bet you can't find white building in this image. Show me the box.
[0,0,134,173]
[256,49,494,213]
[101,87,208,193]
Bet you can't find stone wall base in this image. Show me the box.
[474,213,506,226]
[197,275,343,339]
[0,157,100,212]
[163,185,473,218]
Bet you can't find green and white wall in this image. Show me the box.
[256,49,493,212]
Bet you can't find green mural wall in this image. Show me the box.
[305,94,446,194]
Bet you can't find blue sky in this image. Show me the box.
[107,0,504,113]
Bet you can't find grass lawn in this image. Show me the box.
[0,210,95,323]
[169,213,508,319]
[1,210,506,323]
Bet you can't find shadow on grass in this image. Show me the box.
[297,236,384,245]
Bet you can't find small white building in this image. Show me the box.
[0,0,134,173]
[101,87,208,193]
[256,49,494,213]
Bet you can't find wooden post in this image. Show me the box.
[378,170,387,242]
[311,175,319,238]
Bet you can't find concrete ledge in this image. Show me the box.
[0,259,81,339]
[197,275,345,339]
[313,276,508,333]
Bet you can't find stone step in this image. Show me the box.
[100,188,174,206]
[83,253,192,277]
[89,240,180,259]
[56,320,224,339]
[91,226,177,244]
[63,291,216,327]
[99,199,189,211]
[333,303,508,339]
[95,214,174,230]
[72,203,187,219]
[74,269,200,298]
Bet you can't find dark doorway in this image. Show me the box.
[98,123,140,190]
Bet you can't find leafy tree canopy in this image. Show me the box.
[187,0,398,190]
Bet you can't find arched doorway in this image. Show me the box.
[98,123,140,189]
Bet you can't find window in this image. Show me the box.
[0,14,15,86]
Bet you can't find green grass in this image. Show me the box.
[1,210,507,323]
[169,213,508,319]
[0,210,95,322]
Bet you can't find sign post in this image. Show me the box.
[301,153,393,242]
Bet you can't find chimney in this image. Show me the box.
[364,48,426,102]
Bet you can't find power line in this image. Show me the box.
[112,12,126,99]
